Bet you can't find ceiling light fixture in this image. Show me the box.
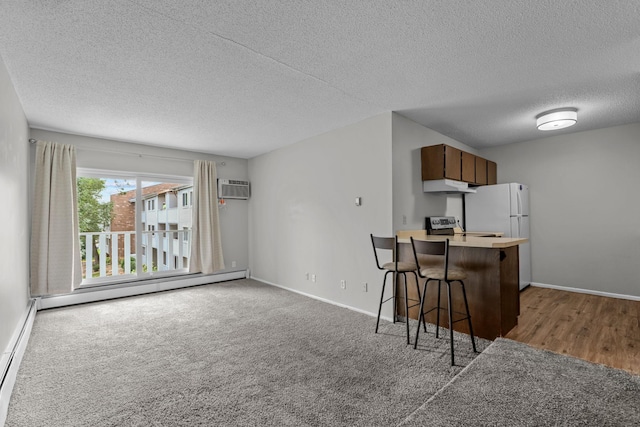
[536,109,577,131]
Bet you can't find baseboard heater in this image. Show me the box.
[1,300,37,426]
[37,270,249,310]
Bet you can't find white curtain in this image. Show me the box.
[30,141,82,296]
[189,160,225,274]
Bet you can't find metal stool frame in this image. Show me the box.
[410,236,477,365]
[370,234,423,345]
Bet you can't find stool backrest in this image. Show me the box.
[370,234,397,270]
[410,237,451,280]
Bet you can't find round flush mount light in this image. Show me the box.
[536,109,578,131]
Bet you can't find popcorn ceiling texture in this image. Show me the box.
[0,1,639,158]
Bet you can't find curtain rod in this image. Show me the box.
[28,139,225,166]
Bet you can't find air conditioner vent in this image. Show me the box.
[217,179,250,200]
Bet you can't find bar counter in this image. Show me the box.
[395,230,528,340]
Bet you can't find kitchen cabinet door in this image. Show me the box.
[487,161,497,185]
[421,145,444,180]
[444,145,462,180]
[421,144,462,181]
[461,151,475,183]
[475,157,487,185]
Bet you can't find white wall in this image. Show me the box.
[248,113,393,315]
[391,113,479,232]
[0,55,30,372]
[29,129,250,273]
[248,112,487,316]
[481,123,640,298]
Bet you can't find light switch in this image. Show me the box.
[355,197,362,206]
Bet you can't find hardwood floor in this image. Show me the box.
[505,286,640,376]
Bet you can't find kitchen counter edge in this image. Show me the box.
[397,230,528,248]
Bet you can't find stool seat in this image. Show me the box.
[382,261,418,272]
[420,267,467,281]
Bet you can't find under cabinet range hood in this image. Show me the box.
[422,179,477,194]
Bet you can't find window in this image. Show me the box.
[77,170,193,285]
[181,190,193,207]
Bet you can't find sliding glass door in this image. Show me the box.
[77,170,193,286]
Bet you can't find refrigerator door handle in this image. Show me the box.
[516,191,522,216]
[518,216,521,237]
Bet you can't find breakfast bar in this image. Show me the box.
[396,230,528,340]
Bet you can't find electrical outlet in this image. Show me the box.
[231,261,237,268]
[311,274,316,283]
[340,280,346,289]
[362,282,368,292]
[402,215,407,225]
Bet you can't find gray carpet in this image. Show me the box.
[398,338,640,427]
[6,279,488,426]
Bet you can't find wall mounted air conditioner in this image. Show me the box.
[217,179,250,200]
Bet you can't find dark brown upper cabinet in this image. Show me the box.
[421,144,497,186]
[462,152,476,183]
[475,156,487,185]
[487,160,497,185]
[421,144,461,181]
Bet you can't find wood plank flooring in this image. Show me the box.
[505,286,640,375]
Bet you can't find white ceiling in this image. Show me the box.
[0,1,639,159]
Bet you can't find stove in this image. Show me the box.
[425,216,457,235]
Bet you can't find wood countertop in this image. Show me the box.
[397,230,528,248]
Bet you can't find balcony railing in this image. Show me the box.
[79,229,191,281]
[156,207,179,224]
[141,229,191,272]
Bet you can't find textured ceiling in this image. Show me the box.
[0,1,639,158]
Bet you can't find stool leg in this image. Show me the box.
[417,274,427,333]
[392,272,397,323]
[460,280,477,353]
[435,281,442,338]
[403,273,410,345]
[446,281,455,366]
[375,271,390,333]
[414,276,428,349]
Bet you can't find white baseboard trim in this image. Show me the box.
[531,282,640,301]
[250,276,394,323]
[38,270,249,310]
[0,300,37,427]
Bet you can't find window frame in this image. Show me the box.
[76,168,194,287]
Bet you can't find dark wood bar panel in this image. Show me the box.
[395,233,522,340]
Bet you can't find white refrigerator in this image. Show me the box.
[465,183,531,290]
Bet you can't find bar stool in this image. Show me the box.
[370,234,421,345]
[410,236,477,365]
